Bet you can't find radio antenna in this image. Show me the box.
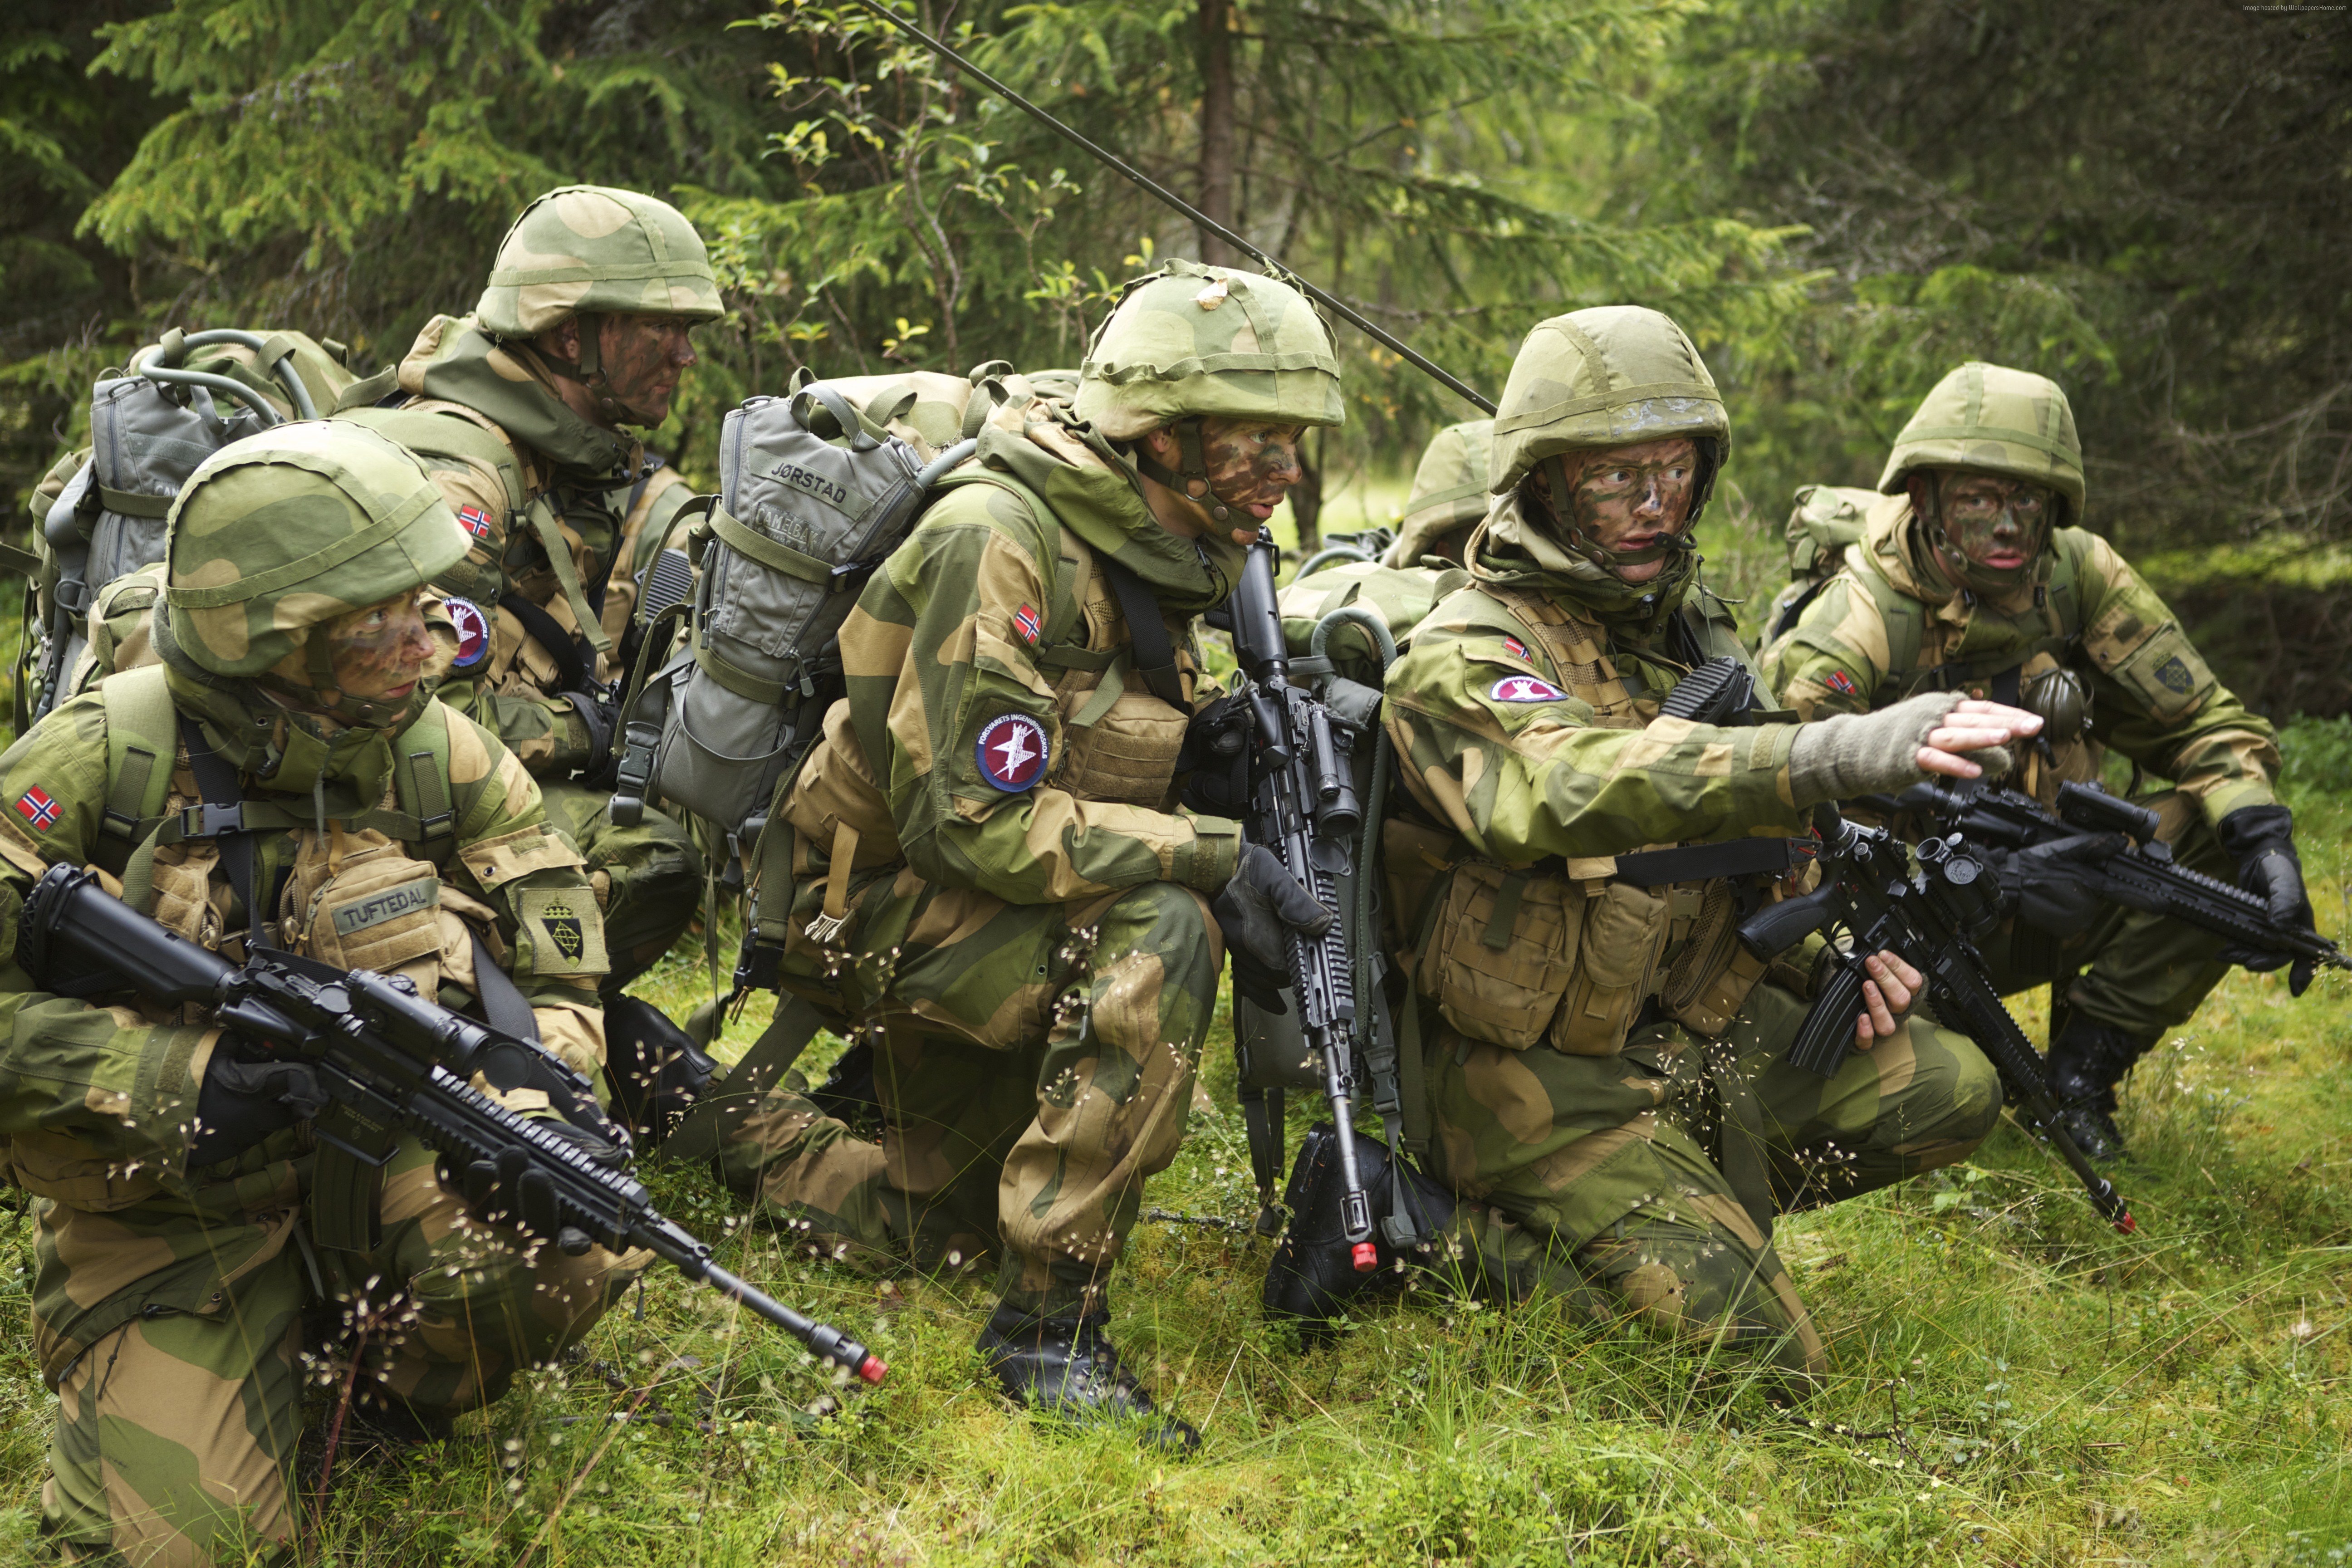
[843,0,1495,414]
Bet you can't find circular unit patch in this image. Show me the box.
[444,596,492,671]
[1490,674,1568,704]
[975,712,1051,793]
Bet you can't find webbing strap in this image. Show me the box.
[655,994,830,1167]
[708,505,837,583]
[520,497,614,656]
[1094,558,1189,711]
[499,590,591,695]
[469,933,541,1043]
[1608,837,1813,887]
[97,486,172,519]
[179,716,263,950]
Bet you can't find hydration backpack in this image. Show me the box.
[608,368,1037,857]
[20,329,359,724]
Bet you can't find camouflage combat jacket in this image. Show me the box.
[1758,496,2278,820]
[780,396,1244,921]
[1383,498,1816,1061]
[0,660,607,1379]
[338,316,697,775]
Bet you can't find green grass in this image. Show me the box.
[2,593,2348,1564]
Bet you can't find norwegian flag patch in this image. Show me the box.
[1013,603,1042,647]
[15,787,59,831]
[1824,669,1858,696]
[457,505,494,539]
[1501,636,1529,662]
[1490,674,1569,704]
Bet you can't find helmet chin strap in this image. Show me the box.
[1132,418,1231,525]
[535,313,658,428]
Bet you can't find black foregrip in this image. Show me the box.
[1785,957,1866,1078]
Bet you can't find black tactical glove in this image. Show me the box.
[1996,832,2114,941]
[444,1114,625,1255]
[2215,804,2317,995]
[189,1039,327,1167]
[1212,844,1334,1013]
[1176,688,1252,819]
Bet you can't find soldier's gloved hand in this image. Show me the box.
[1177,689,1253,819]
[189,1038,327,1167]
[444,1113,624,1256]
[2215,804,2317,995]
[1213,844,1334,1013]
[1999,833,2114,940]
[1788,692,2042,804]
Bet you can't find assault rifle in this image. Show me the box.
[1735,805,2136,1234]
[1222,528,1381,1272]
[1903,778,2347,985]
[21,864,886,1385]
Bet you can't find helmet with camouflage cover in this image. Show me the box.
[475,186,723,338]
[1383,419,1493,567]
[1488,306,1729,569]
[1075,260,1342,517]
[1877,361,2086,518]
[165,421,468,723]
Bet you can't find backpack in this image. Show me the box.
[1764,482,1880,643]
[21,329,360,724]
[609,367,1039,853]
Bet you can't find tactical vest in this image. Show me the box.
[765,469,1202,970]
[1843,532,2098,802]
[1393,583,1787,1061]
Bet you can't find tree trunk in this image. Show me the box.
[1291,431,1324,555]
[1197,0,1237,266]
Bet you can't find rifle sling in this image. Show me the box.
[1608,837,1811,887]
[1094,558,1190,711]
[499,591,593,695]
[657,994,830,1166]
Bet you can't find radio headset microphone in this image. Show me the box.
[841,0,1497,416]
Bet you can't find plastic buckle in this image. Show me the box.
[177,802,245,838]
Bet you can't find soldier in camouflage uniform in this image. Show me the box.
[710,261,1341,1446]
[335,186,716,1004]
[1756,363,2313,1158]
[1275,308,2044,1382]
[0,422,640,1565]
[1382,418,1494,570]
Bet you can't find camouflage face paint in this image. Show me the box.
[322,588,435,704]
[596,313,699,426]
[1934,471,2051,571]
[1534,437,1698,583]
[1197,416,1307,536]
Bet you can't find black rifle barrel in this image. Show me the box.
[841,0,1496,416]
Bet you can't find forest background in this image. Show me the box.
[5,0,2350,713]
[1,4,2351,1566]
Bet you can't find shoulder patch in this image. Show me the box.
[1501,635,1529,662]
[1490,674,1568,704]
[975,712,1050,791]
[1824,669,1858,696]
[14,787,59,831]
[2153,655,2194,695]
[456,504,495,539]
[443,597,491,670]
[1014,603,1042,647]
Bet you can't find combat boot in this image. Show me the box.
[976,1305,1200,1453]
[1263,1123,1457,1332]
[2043,1017,2152,1162]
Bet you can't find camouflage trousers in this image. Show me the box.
[537,780,702,995]
[715,873,1223,1318]
[1980,788,2233,1044]
[37,1139,644,1566]
[1416,980,2002,1379]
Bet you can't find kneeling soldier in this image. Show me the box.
[0,422,641,1565]
[1282,307,2040,1382]
[1758,363,2309,1157]
[704,263,1340,1447]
